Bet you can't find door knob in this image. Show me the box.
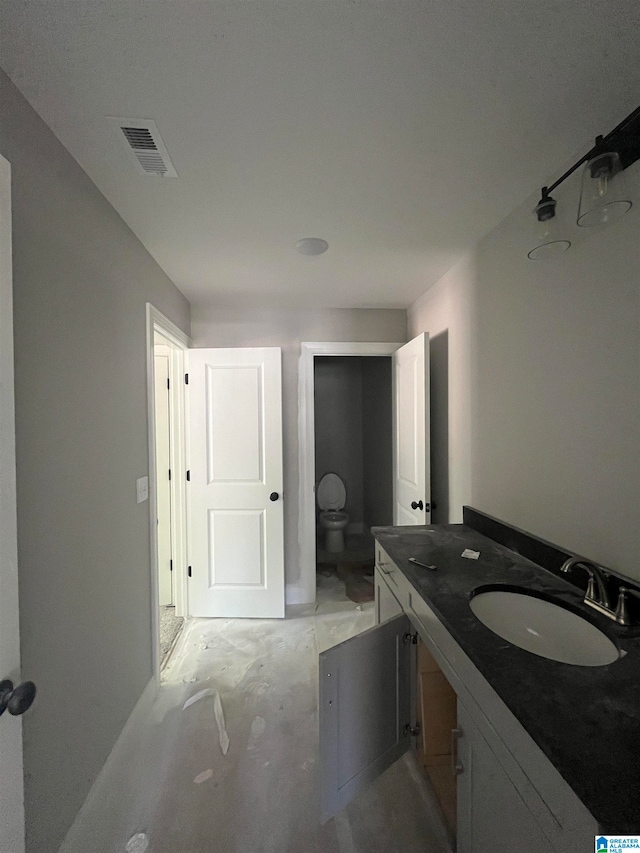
[269,492,280,501]
[0,679,36,717]
[411,500,424,511]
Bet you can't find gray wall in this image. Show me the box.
[361,357,393,528]
[314,357,364,527]
[409,161,640,581]
[191,305,406,598]
[0,70,191,851]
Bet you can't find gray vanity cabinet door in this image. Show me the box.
[319,614,412,823]
[457,701,551,853]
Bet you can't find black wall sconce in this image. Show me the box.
[528,106,640,260]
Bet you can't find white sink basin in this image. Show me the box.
[470,588,620,666]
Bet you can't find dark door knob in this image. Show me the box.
[0,679,36,717]
[269,492,280,501]
[411,500,424,511]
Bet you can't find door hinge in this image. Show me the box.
[402,632,419,646]
[184,373,189,384]
[167,377,170,390]
[186,470,191,481]
[403,724,420,737]
[168,468,171,481]
[188,565,192,577]
[170,559,173,572]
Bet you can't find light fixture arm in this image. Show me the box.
[545,105,640,196]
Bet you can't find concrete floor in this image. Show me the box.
[60,575,451,853]
[159,605,185,669]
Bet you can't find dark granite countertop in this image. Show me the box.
[372,522,640,833]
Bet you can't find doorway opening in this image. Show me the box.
[297,341,403,606]
[146,304,190,678]
[153,332,183,667]
[314,356,393,605]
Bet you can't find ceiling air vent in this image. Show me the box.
[108,117,178,177]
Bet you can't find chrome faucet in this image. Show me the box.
[560,557,611,611]
[615,587,640,627]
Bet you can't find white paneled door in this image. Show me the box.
[188,348,285,618]
[393,333,431,526]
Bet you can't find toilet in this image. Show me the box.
[317,473,349,553]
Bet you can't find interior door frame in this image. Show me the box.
[0,152,26,852]
[297,342,403,606]
[146,303,191,680]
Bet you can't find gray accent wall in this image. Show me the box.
[361,357,393,528]
[313,356,393,532]
[0,70,190,851]
[191,306,406,594]
[409,161,640,581]
[314,357,364,527]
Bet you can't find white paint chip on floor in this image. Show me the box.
[193,769,213,785]
[182,687,215,711]
[60,574,451,853]
[124,833,149,853]
[213,689,230,755]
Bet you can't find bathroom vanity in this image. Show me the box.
[319,508,640,852]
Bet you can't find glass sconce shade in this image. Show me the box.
[577,150,632,227]
[528,191,571,260]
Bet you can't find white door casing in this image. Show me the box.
[146,304,190,677]
[297,342,404,606]
[0,155,26,851]
[188,347,285,618]
[154,350,173,606]
[393,333,431,526]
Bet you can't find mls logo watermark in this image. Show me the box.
[596,837,640,851]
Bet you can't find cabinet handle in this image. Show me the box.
[379,561,392,575]
[451,728,463,776]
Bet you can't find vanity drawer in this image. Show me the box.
[375,544,413,608]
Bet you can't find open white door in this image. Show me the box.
[188,347,285,618]
[0,155,26,852]
[393,333,431,526]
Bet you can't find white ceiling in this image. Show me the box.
[1,1,639,309]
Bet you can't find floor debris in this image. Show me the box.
[124,833,149,853]
[193,769,213,784]
[213,691,230,755]
[182,688,215,711]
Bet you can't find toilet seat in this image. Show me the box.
[317,473,346,510]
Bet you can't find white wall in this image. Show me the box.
[0,70,190,851]
[314,357,364,527]
[191,305,406,597]
[409,161,640,581]
[408,254,474,523]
